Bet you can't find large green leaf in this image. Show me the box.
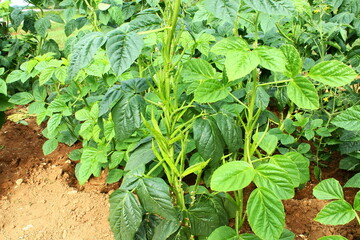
[126,14,162,33]
[254,46,286,72]
[194,79,229,103]
[315,200,356,225]
[254,163,294,200]
[332,106,360,131]
[244,0,295,15]
[308,60,357,87]
[106,29,143,76]
[193,118,224,165]
[225,51,260,81]
[99,85,123,117]
[270,155,300,187]
[313,178,344,200]
[280,45,302,78]
[125,141,155,171]
[211,37,249,56]
[109,189,143,240]
[203,0,240,24]
[8,92,34,105]
[344,173,360,188]
[152,219,181,239]
[247,187,285,240]
[67,32,106,81]
[35,17,51,37]
[287,76,319,110]
[188,195,228,236]
[112,94,146,142]
[284,152,309,184]
[208,226,237,240]
[214,114,242,152]
[182,58,220,82]
[137,178,178,220]
[210,161,255,191]
[46,113,62,136]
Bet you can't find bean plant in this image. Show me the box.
[2,0,359,239]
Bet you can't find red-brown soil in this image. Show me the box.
[0,109,359,240]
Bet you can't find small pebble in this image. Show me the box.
[22,224,33,231]
[16,179,23,186]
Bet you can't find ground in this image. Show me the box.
[0,109,359,240]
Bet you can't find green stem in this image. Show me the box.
[355,210,360,225]
[258,79,291,87]
[235,190,243,235]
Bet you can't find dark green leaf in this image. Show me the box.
[112,94,145,142]
[8,92,34,105]
[214,114,242,152]
[106,29,143,76]
[203,0,240,24]
[152,219,181,240]
[188,195,228,236]
[35,17,51,37]
[107,169,124,184]
[109,190,143,240]
[344,173,360,188]
[67,32,106,81]
[193,118,224,165]
[137,178,178,220]
[99,85,123,117]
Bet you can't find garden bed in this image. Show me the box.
[0,109,359,240]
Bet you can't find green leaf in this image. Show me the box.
[244,0,295,15]
[284,152,310,184]
[344,173,360,188]
[63,7,76,22]
[315,200,356,225]
[313,178,344,200]
[247,187,285,240]
[120,166,145,190]
[354,191,360,211]
[287,76,319,109]
[109,6,124,25]
[193,117,224,165]
[126,14,162,33]
[67,32,106,81]
[152,219,181,240]
[106,169,124,184]
[214,114,242,152]
[203,0,240,24]
[137,178,178,220]
[75,109,91,121]
[39,68,55,85]
[225,51,260,81]
[254,132,278,155]
[208,226,237,240]
[279,229,295,240]
[308,60,357,87]
[109,190,143,240]
[35,17,51,37]
[42,139,59,155]
[270,155,300,187]
[188,195,228,236]
[239,233,262,240]
[106,30,143,76]
[47,113,62,136]
[99,85,123,117]
[6,70,23,83]
[254,163,294,200]
[182,58,219,82]
[332,106,360,131]
[318,236,348,240]
[210,161,255,191]
[254,46,286,72]
[280,45,302,78]
[211,37,250,56]
[64,19,78,36]
[9,92,34,105]
[125,141,155,171]
[194,79,229,103]
[112,94,145,142]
